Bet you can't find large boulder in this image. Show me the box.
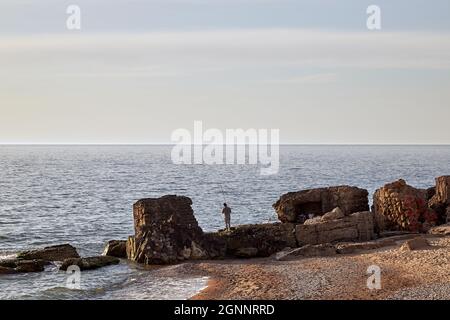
[60,256,120,271]
[295,211,375,246]
[127,195,223,265]
[273,186,369,223]
[17,244,79,262]
[373,179,438,233]
[211,223,297,258]
[103,240,127,258]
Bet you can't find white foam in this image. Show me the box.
[0,253,17,261]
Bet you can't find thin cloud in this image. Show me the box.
[1,29,450,72]
[269,73,337,84]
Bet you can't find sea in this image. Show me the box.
[0,145,449,299]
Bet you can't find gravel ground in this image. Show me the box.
[387,283,450,300]
[182,235,450,300]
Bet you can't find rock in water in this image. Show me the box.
[103,240,127,258]
[127,195,222,264]
[60,256,120,271]
[0,259,50,273]
[0,259,17,268]
[0,266,17,274]
[273,186,369,223]
[373,179,438,232]
[17,244,80,261]
[14,260,49,273]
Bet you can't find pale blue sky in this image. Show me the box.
[1,0,450,143]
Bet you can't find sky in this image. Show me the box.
[1,0,450,144]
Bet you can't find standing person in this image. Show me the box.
[222,203,231,231]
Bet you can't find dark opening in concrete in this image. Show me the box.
[294,201,323,218]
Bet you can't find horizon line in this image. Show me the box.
[1,143,450,146]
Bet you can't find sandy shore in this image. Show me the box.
[160,234,450,300]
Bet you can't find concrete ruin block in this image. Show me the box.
[127,195,222,264]
[295,211,375,246]
[273,186,369,223]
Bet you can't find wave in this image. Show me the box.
[0,253,17,261]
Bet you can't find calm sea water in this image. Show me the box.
[0,145,449,299]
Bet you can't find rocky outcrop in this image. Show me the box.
[295,211,375,246]
[211,223,297,258]
[60,256,120,271]
[127,195,223,265]
[273,186,369,223]
[373,179,438,233]
[17,244,80,262]
[103,240,127,258]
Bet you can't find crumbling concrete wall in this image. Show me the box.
[295,211,375,246]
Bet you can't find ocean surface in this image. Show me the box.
[0,145,449,299]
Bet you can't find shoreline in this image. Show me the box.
[187,234,450,300]
[190,278,223,300]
